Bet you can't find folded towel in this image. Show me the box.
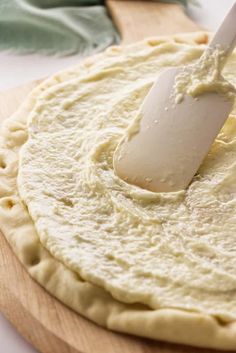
[0,0,192,56]
[0,0,119,56]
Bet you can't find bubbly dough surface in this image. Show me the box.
[18,39,236,321]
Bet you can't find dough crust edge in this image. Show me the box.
[1,31,236,350]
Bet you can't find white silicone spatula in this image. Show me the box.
[113,2,236,192]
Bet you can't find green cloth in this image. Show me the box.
[0,0,119,55]
[158,0,195,6]
[0,0,193,56]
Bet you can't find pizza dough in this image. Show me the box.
[174,46,236,103]
[1,32,236,350]
[18,31,236,318]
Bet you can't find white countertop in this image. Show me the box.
[0,0,235,352]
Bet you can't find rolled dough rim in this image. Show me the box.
[1,32,236,350]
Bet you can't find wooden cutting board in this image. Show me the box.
[1,2,224,353]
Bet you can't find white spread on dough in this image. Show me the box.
[174,46,236,103]
[18,41,236,322]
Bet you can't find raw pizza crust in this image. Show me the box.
[1,32,236,350]
[17,33,236,319]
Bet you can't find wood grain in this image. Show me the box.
[0,2,217,353]
[107,0,200,44]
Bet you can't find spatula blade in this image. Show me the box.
[114,67,233,192]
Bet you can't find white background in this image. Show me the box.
[0,0,235,352]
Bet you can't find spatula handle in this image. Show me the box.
[209,1,236,56]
